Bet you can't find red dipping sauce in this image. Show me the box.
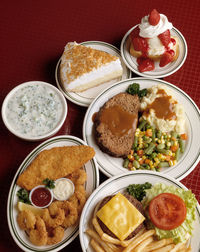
[30,186,52,208]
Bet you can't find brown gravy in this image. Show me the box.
[99,105,137,137]
[143,89,177,120]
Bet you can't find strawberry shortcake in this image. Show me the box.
[129,9,179,72]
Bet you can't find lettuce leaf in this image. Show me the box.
[142,183,197,244]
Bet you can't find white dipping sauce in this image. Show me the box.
[53,178,74,201]
[5,83,64,137]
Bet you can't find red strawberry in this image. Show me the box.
[158,30,171,47]
[138,58,155,72]
[159,52,173,67]
[132,37,148,54]
[149,9,160,26]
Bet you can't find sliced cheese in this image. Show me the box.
[96,192,145,241]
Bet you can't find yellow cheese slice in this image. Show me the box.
[96,192,145,241]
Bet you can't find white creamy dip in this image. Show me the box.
[53,178,74,201]
[5,83,64,138]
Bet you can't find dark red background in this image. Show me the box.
[1,0,200,251]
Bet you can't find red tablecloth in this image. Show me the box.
[1,0,200,251]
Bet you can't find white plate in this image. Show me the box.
[55,41,131,107]
[83,77,200,180]
[120,25,187,78]
[7,135,99,252]
[79,170,200,252]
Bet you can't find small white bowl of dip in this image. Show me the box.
[1,81,68,141]
[53,178,75,201]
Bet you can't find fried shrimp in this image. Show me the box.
[74,184,87,214]
[61,201,78,228]
[67,168,87,185]
[49,200,79,228]
[42,208,65,228]
[17,210,36,230]
[47,226,65,245]
[29,216,48,246]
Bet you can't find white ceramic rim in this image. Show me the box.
[29,185,53,208]
[1,81,68,141]
[55,41,131,107]
[79,170,200,252]
[120,25,188,78]
[82,77,200,181]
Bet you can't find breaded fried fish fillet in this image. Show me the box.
[17,145,95,190]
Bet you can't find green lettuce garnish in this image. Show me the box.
[142,183,197,244]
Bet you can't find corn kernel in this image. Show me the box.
[130,167,136,171]
[142,155,147,160]
[174,141,178,146]
[173,160,177,166]
[169,160,173,166]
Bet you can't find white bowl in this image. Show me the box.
[29,185,53,208]
[53,177,75,201]
[1,81,68,141]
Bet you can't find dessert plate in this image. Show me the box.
[83,77,200,180]
[7,135,99,252]
[79,170,200,252]
[55,41,131,107]
[121,25,187,78]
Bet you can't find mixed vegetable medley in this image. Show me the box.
[123,83,187,171]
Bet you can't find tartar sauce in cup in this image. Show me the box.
[53,178,75,201]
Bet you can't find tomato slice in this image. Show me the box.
[149,193,187,230]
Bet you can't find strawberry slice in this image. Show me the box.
[138,58,155,72]
[149,9,160,26]
[159,52,173,67]
[158,30,171,47]
[132,37,148,54]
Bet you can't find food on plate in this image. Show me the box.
[129,9,179,72]
[53,178,74,201]
[140,84,186,134]
[123,84,187,171]
[86,183,196,251]
[16,145,92,246]
[29,185,53,208]
[4,82,65,138]
[142,183,197,244]
[17,145,95,190]
[60,42,123,92]
[94,92,140,157]
[96,193,145,241]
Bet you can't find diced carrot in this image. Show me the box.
[146,129,152,137]
[170,145,179,152]
[165,155,171,161]
[145,159,151,164]
[129,156,135,161]
[137,149,144,156]
[139,159,144,164]
[171,136,176,141]
[180,133,188,140]
[130,149,134,155]
[128,162,133,169]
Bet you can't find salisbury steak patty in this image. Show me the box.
[97,193,145,240]
[94,92,140,157]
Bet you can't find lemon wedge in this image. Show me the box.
[17,202,44,216]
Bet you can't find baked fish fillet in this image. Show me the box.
[17,145,95,190]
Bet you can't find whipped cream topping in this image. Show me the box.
[139,14,173,38]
